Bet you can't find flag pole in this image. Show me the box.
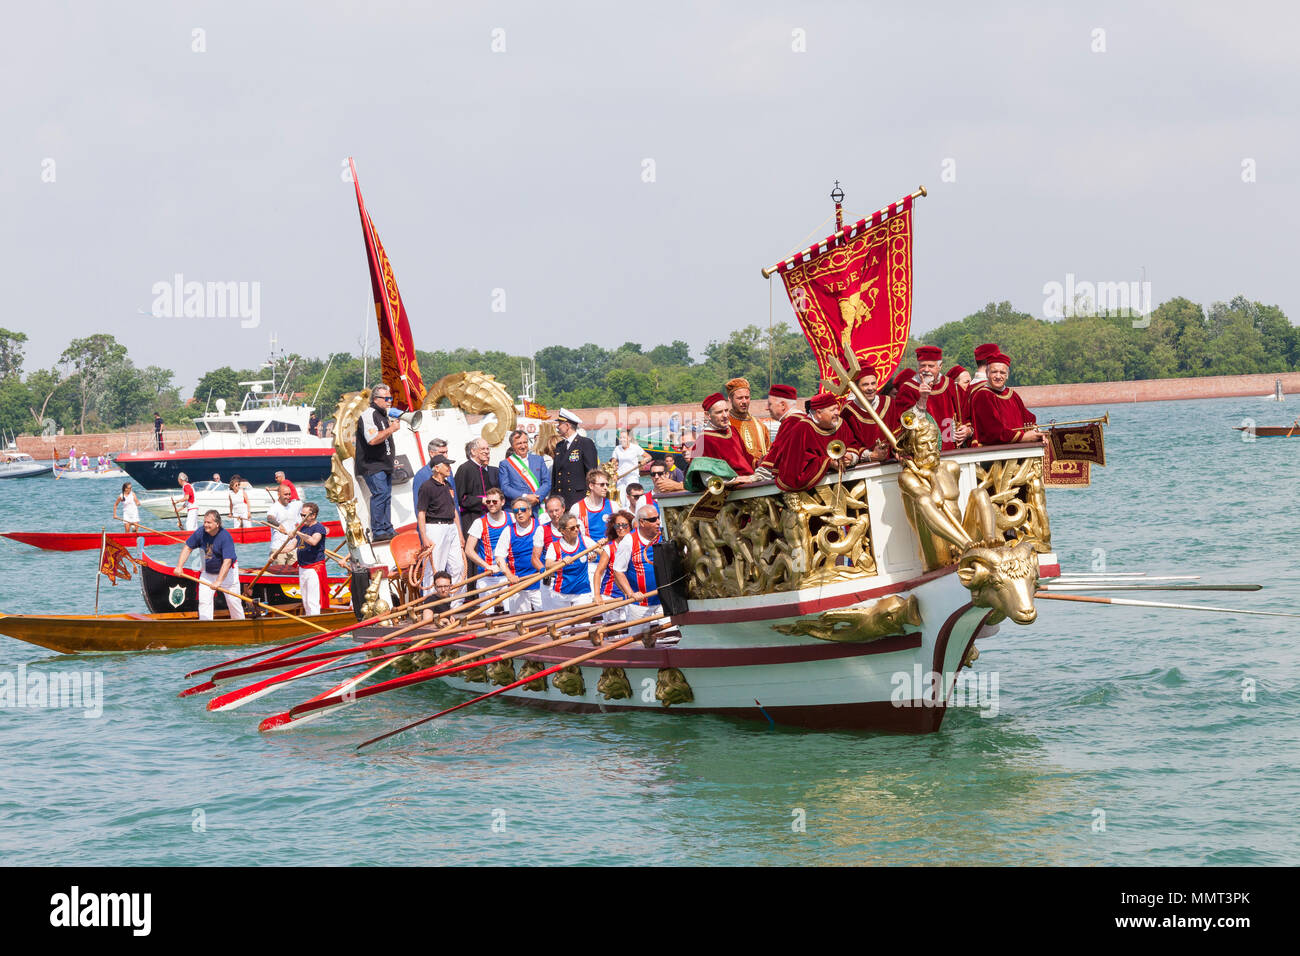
[94,528,105,615]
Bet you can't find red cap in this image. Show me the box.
[946,365,968,380]
[767,384,797,400]
[893,368,917,386]
[807,392,839,410]
[987,351,1011,367]
[702,392,727,412]
[974,343,1000,363]
[853,364,879,382]
[915,345,942,362]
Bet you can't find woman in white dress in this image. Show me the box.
[114,482,141,534]
[228,475,251,528]
[609,430,648,502]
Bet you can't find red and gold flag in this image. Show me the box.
[99,539,135,585]
[1048,422,1106,466]
[350,158,427,411]
[777,196,915,388]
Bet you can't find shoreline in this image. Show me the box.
[12,370,1297,457]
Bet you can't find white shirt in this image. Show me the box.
[612,442,644,479]
[266,500,303,552]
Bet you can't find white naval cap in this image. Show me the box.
[555,407,583,425]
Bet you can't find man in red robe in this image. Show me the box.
[754,383,803,481]
[896,345,971,450]
[945,365,972,444]
[699,392,756,476]
[970,351,1048,446]
[841,366,904,461]
[763,392,860,492]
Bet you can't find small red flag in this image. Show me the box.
[99,539,135,585]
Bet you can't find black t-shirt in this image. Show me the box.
[417,477,457,522]
[354,407,394,476]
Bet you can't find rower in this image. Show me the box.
[266,484,303,566]
[295,502,330,616]
[610,505,665,645]
[494,497,544,615]
[174,510,245,621]
[969,350,1048,446]
[177,472,199,531]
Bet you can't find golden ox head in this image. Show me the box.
[956,541,1039,625]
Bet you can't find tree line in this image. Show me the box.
[1,293,1293,436]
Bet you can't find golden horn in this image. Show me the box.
[827,439,847,460]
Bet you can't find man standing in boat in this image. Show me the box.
[841,367,902,461]
[176,473,199,531]
[416,453,465,590]
[725,378,770,469]
[499,428,551,516]
[896,345,971,449]
[699,392,756,477]
[551,408,598,509]
[273,471,299,502]
[759,392,860,492]
[970,350,1048,446]
[295,502,330,616]
[174,510,245,621]
[355,383,401,542]
[266,484,303,567]
[153,411,164,451]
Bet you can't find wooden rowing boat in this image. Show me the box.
[1233,424,1300,437]
[137,552,350,614]
[0,608,355,654]
[0,520,345,552]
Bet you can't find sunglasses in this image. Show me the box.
[512,507,530,513]
[614,523,630,530]
[640,516,660,522]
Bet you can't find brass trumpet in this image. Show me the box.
[827,438,847,460]
[705,474,727,495]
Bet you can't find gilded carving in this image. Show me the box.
[487,658,516,687]
[326,390,372,550]
[597,667,632,701]
[897,411,968,570]
[972,457,1052,552]
[664,479,875,600]
[957,540,1039,625]
[423,371,516,448]
[358,573,390,621]
[517,659,549,692]
[655,668,693,707]
[773,594,921,643]
[551,665,585,696]
[437,646,486,683]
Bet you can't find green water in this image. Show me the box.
[1,396,1297,865]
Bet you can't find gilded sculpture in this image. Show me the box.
[971,456,1052,553]
[897,411,968,569]
[597,667,632,701]
[773,594,921,643]
[655,668,694,707]
[517,660,549,692]
[422,371,517,448]
[551,665,585,697]
[487,658,516,687]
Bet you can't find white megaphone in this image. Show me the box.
[387,407,424,430]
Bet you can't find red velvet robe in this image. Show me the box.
[766,414,860,492]
[970,385,1037,445]
[897,374,963,450]
[757,410,808,474]
[842,394,904,453]
[700,425,755,476]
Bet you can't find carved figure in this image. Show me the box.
[655,668,694,707]
[597,667,632,701]
[551,665,585,696]
[487,658,516,687]
[423,371,517,448]
[517,659,549,692]
[773,594,921,642]
[956,540,1039,625]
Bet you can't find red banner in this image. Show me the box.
[99,539,134,585]
[350,158,427,411]
[779,198,914,388]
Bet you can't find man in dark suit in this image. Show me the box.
[550,408,598,509]
[455,437,499,530]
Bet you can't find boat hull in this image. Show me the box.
[137,553,349,614]
[0,521,344,552]
[1234,425,1300,437]
[0,609,355,654]
[0,464,53,479]
[116,448,334,489]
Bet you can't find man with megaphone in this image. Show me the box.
[355,382,401,542]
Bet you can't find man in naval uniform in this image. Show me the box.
[551,407,598,509]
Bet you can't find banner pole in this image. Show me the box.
[94,528,105,615]
[762,185,927,278]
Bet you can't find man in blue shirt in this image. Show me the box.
[174,510,245,621]
[295,502,330,616]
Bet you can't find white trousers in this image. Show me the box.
[421,522,465,589]
[624,601,660,636]
[549,591,593,611]
[506,588,543,616]
[185,509,199,532]
[198,565,244,621]
[298,564,323,616]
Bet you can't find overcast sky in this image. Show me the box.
[3,1,1297,396]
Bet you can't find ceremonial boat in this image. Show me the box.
[116,352,334,489]
[0,521,344,552]
[0,608,355,655]
[137,552,350,614]
[286,182,1071,733]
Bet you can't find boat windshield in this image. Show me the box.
[199,420,239,434]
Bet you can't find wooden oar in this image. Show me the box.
[284,612,666,731]
[257,516,349,569]
[242,518,307,597]
[462,539,605,620]
[182,565,500,679]
[356,624,668,750]
[248,548,604,723]
[1036,592,1300,618]
[1039,584,1261,592]
[116,517,188,546]
[202,592,636,691]
[1286,417,1300,438]
[169,496,183,529]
